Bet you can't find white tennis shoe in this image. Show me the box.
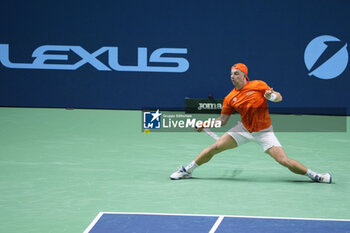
[170,166,192,180]
[314,173,332,183]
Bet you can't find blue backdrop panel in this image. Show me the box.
[0,1,349,114]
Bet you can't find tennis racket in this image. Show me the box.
[203,128,220,141]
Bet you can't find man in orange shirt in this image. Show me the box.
[170,63,332,183]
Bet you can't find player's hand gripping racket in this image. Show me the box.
[195,126,220,140]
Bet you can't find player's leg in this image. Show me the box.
[195,133,238,165]
[170,122,251,180]
[256,128,332,183]
[170,133,237,180]
[266,146,307,174]
[254,126,332,183]
[254,127,307,174]
[266,146,332,183]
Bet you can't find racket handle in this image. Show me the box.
[203,128,220,141]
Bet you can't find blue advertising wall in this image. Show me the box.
[0,0,349,114]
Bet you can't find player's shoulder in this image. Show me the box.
[249,80,268,85]
[248,80,269,88]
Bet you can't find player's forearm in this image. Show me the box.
[215,114,230,126]
[214,117,226,127]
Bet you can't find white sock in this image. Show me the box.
[185,161,199,173]
[306,169,317,180]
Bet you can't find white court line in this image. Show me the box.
[98,211,350,222]
[83,212,103,233]
[208,216,224,233]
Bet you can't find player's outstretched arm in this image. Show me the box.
[264,88,283,102]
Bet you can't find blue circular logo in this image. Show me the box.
[304,35,348,80]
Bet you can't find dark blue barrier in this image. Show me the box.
[0,0,349,114]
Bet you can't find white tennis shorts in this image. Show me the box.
[227,121,282,152]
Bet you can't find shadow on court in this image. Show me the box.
[192,177,314,183]
[190,169,314,183]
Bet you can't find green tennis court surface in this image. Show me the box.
[0,108,349,233]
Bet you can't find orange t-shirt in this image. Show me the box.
[221,80,271,133]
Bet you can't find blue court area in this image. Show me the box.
[85,212,350,233]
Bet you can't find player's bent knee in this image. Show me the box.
[209,142,223,153]
[218,134,238,149]
[206,134,237,155]
[209,141,227,154]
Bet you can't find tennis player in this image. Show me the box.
[170,63,332,183]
